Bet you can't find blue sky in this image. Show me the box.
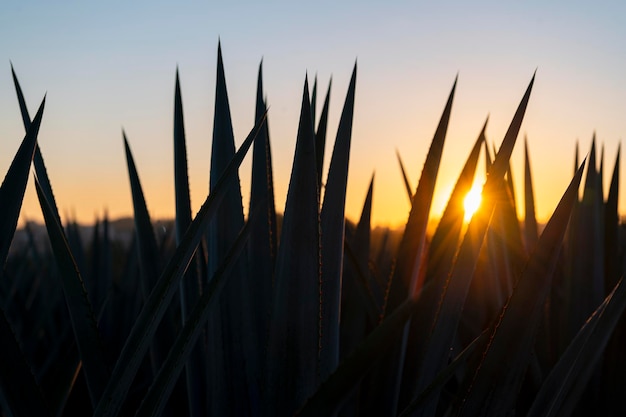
[1,1,625,226]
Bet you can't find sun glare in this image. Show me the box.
[463,185,482,222]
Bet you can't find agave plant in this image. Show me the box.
[1,43,625,417]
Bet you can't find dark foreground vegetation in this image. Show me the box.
[1,43,625,416]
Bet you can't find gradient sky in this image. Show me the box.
[1,1,625,229]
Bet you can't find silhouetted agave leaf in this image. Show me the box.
[92,111,266,417]
[459,160,585,416]
[413,73,535,416]
[247,60,277,394]
[123,133,162,299]
[266,77,320,416]
[135,209,257,417]
[524,137,539,253]
[320,62,357,380]
[528,276,626,417]
[399,117,485,410]
[11,65,61,225]
[206,42,251,415]
[387,74,457,314]
[369,76,456,417]
[173,68,206,417]
[35,177,111,407]
[173,68,193,247]
[0,96,45,271]
[208,41,245,270]
[398,330,488,417]
[0,307,51,416]
[396,149,414,202]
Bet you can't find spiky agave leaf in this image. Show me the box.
[320,63,357,380]
[386,74,457,314]
[205,41,251,415]
[173,68,207,417]
[92,111,266,417]
[399,117,486,410]
[123,133,161,299]
[527,276,626,417]
[412,73,535,416]
[247,60,277,397]
[396,149,414,202]
[266,77,320,416]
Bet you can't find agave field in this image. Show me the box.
[2,42,626,417]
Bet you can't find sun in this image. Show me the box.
[463,184,483,222]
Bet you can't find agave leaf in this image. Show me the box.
[396,149,414,203]
[412,73,535,416]
[173,68,193,248]
[206,41,251,415]
[35,177,111,407]
[173,68,206,417]
[0,96,45,271]
[134,209,257,417]
[368,76,456,416]
[11,64,61,225]
[524,137,539,253]
[247,60,277,395]
[386,74,457,314]
[266,76,320,416]
[527,276,626,417]
[459,160,585,416]
[123,133,161,298]
[315,79,332,190]
[0,307,51,416]
[207,40,245,270]
[92,111,266,417]
[320,63,357,380]
[399,117,486,410]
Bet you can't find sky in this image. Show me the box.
[1,1,625,229]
